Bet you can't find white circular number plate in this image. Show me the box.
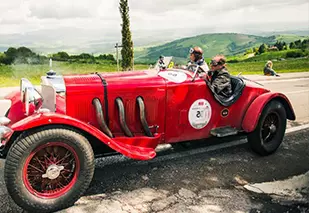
[188,99,212,129]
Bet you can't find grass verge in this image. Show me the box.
[0,58,308,87]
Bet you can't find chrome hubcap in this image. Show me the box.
[42,164,64,180]
[269,124,277,133]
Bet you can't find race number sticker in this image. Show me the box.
[188,99,212,129]
[158,71,187,83]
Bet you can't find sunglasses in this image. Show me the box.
[189,48,195,54]
[210,60,219,66]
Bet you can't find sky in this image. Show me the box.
[0,0,308,53]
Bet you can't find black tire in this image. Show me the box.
[4,128,95,213]
[247,100,287,156]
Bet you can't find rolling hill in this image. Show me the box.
[134,33,308,64]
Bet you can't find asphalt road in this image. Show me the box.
[1,128,308,213]
[259,78,309,127]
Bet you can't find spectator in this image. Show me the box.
[264,60,280,77]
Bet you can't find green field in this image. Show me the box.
[243,49,309,62]
[0,58,308,87]
[227,58,309,75]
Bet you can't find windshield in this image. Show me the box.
[20,78,42,103]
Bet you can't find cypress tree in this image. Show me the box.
[119,0,133,71]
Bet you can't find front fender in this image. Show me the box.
[10,112,158,160]
[4,91,27,123]
[242,92,296,132]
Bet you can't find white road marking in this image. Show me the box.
[258,77,309,84]
[286,123,309,134]
[283,89,309,95]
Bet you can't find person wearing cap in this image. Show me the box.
[187,46,209,72]
[207,55,232,99]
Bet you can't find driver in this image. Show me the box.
[187,46,209,72]
[206,55,232,98]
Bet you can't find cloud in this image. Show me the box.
[0,0,308,52]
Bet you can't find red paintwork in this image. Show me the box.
[63,73,166,138]
[23,142,80,199]
[4,68,295,160]
[164,77,267,143]
[242,92,296,132]
[5,91,27,123]
[10,112,157,160]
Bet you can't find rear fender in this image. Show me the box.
[242,92,296,132]
[10,113,158,160]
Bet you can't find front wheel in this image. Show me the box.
[247,100,287,156]
[4,128,95,213]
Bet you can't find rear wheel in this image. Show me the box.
[4,128,95,213]
[247,100,287,155]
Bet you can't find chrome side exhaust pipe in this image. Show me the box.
[92,98,113,138]
[115,98,133,137]
[136,97,153,137]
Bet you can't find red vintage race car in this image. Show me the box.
[0,64,295,212]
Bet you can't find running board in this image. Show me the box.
[210,126,239,137]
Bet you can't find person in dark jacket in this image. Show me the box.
[264,60,280,77]
[206,55,232,99]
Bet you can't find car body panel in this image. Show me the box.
[242,92,296,132]
[9,112,158,160]
[1,68,296,160]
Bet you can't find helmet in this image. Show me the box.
[189,46,203,55]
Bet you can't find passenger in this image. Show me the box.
[207,55,232,99]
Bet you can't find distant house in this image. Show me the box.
[268,46,279,51]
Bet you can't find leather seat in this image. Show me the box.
[208,76,246,107]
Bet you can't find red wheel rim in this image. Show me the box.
[23,142,80,199]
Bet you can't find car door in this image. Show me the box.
[162,70,224,143]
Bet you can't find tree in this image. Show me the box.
[258,43,268,54]
[301,39,309,50]
[245,48,253,55]
[119,0,134,71]
[52,51,70,61]
[253,47,259,54]
[295,40,302,48]
[289,42,296,49]
[274,41,286,51]
[4,47,17,64]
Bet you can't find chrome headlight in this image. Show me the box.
[0,126,13,141]
[0,117,11,126]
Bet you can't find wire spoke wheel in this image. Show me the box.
[4,128,95,213]
[261,112,279,144]
[23,142,80,199]
[247,100,287,156]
